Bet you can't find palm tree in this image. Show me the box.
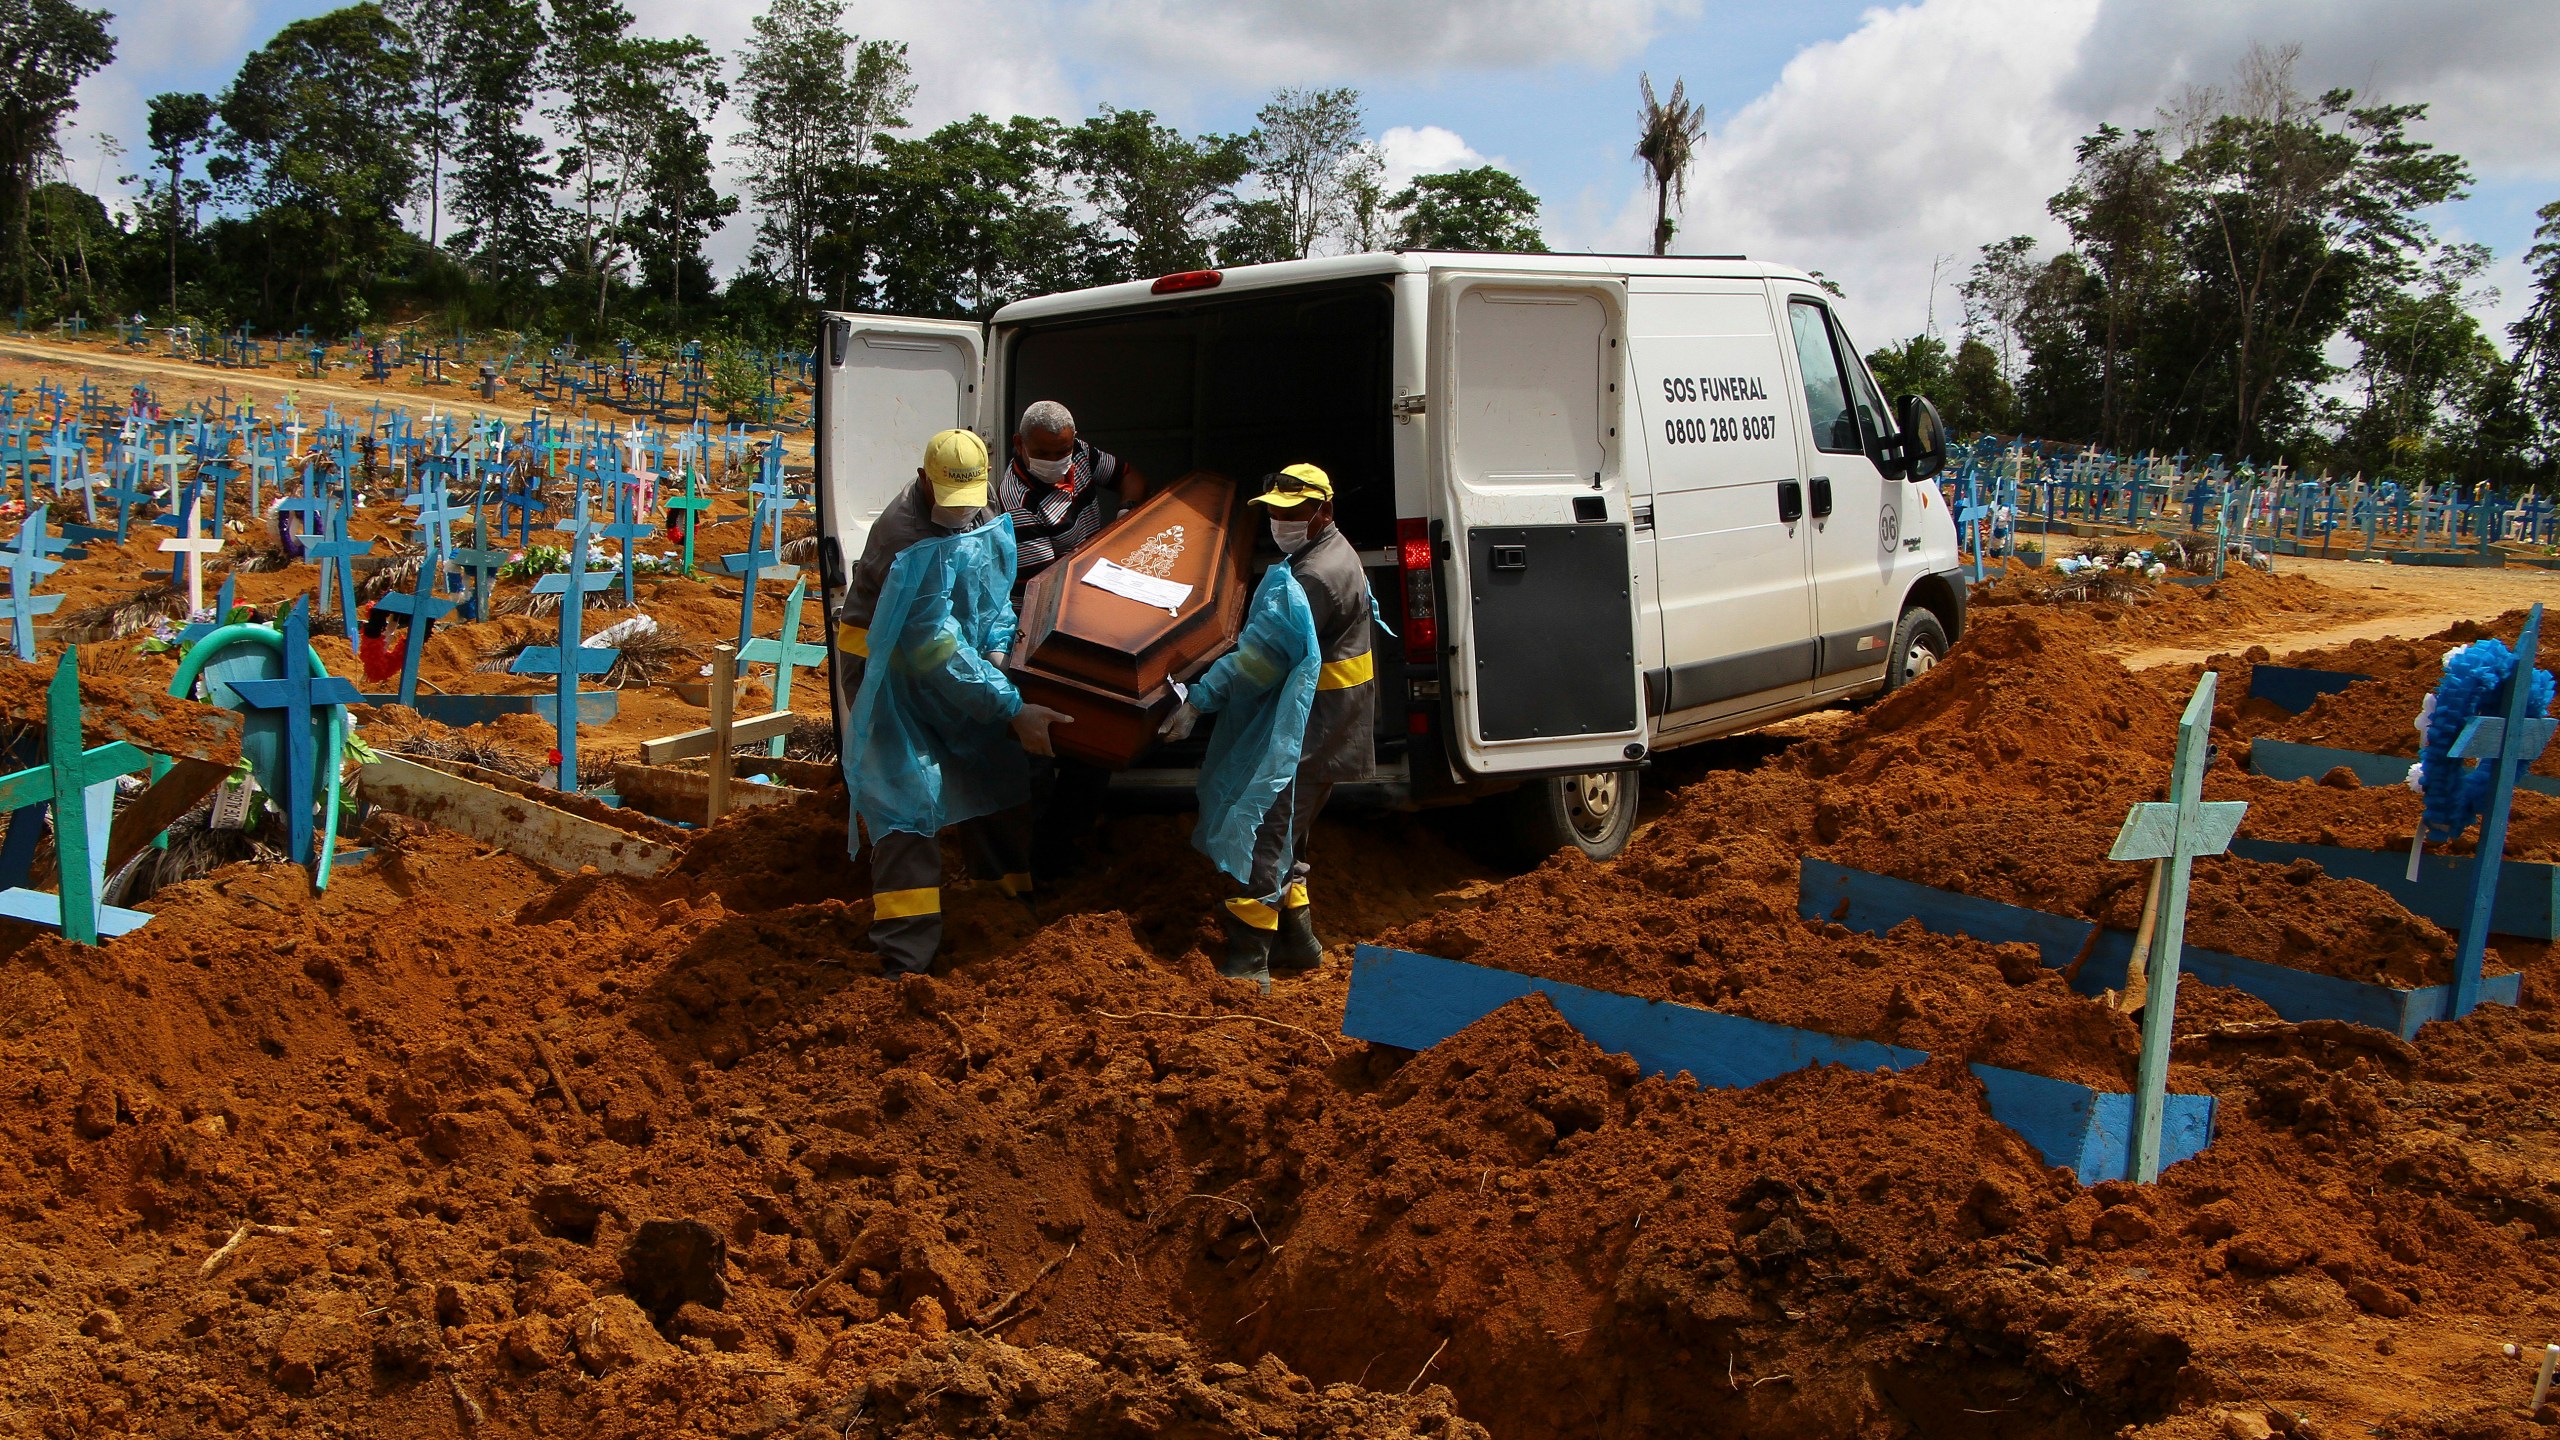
[1634,74,1707,256]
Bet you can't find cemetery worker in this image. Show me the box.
[834,428,1071,975]
[999,399,1149,881]
[1157,464,1375,990]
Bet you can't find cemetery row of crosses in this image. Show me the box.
[6,332,2560,1440]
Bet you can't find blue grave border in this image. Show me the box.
[1799,858,2522,1039]
[1342,943,2215,1186]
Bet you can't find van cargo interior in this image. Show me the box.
[1003,281,1397,546]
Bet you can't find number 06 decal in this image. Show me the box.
[1879,503,1901,552]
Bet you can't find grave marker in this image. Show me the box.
[507,521,619,790]
[0,650,153,943]
[2105,672,2248,1183]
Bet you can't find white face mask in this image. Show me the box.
[931,503,977,528]
[1269,518,1314,553]
[1021,452,1071,482]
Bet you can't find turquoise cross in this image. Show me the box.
[2106,671,2248,1183]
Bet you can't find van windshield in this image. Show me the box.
[1004,282,1396,547]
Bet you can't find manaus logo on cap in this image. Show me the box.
[923,429,991,506]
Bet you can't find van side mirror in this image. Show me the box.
[1895,395,1948,482]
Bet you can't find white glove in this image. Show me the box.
[1158,701,1200,742]
[1010,704,1072,757]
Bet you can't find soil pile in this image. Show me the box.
[2224,609,2560,779]
[1971,562,2379,652]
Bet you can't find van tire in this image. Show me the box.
[1507,769,1640,864]
[1884,606,1949,694]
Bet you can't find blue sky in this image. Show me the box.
[66,0,2560,346]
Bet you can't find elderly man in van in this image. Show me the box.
[1000,399,1148,881]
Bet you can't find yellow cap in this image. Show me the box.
[922,429,991,506]
[1249,463,1333,510]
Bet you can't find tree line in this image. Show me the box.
[1868,45,2560,487]
[0,0,1546,348]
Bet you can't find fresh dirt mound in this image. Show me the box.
[1971,562,2379,652]
[779,1330,1489,1439]
[2220,608,2560,778]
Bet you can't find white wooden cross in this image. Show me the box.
[155,482,224,615]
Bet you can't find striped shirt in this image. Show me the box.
[996,440,1124,586]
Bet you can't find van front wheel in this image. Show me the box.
[1883,607,1949,694]
[1507,769,1640,864]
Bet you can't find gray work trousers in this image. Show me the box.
[865,808,1033,975]
[1242,779,1332,908]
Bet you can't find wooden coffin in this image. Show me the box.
[1008,471,1253,767]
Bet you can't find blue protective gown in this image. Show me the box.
[846,514,1028,838]
[1187,563,1322,883]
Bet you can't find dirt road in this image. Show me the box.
[2110,555,2560,669]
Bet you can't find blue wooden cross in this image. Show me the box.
[451,516,508,622]
[407,476,461,576]
[226,598,363,872]
[723,485,803,672]
[370,548,462,709]
[600,481,656,608]
[0,505,65,659]
[2443,605,2556,1020]
[103,447,152,542]
[0,649,153,943]
[304,502,375,642]
[509,521,620,789]
[500,467,548,545]
[739,576,826,758]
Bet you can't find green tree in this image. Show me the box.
[1337,142,1389,253]
[544,0,718,324]
[1958,236,2041,391]
[2048,124,2174,449]
[628,96,733,309]
[848,115,1099,318]
[2165,43,2468,457]
[218,4,420,323]
[447,0,554,293]
[2514,199,2560,458]
[0,0,115,307]
[1245,85,1363,260]
[143,91,216,315]
[1389,167,1547,253]
[1060,108,1251,280]
[737,0,911,300]
[1633,72,1705,256]
[382,0,462,247]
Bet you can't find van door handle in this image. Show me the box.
[1491,545,1528,571]
[1809,476,1833,519]
[1776,480,1803,524]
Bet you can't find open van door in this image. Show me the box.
[1430,273,1647,778]
[815,313,987,742]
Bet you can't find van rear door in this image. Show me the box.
[1431,272,1646,777]
[815,313,987,734]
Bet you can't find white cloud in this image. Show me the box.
[2062,0,2560,180]
[1077,0,1701,82]
[1650,0,2560,350]
[1675,0,2102,343]
[1376,125,1492,193]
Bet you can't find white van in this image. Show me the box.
[815,251,1963,860]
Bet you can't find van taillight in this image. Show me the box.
[1396,517,1436,663]
[1150,270,1222,295]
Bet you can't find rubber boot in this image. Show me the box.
[1274,904,1322,972]
[1216,909,1274,994]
